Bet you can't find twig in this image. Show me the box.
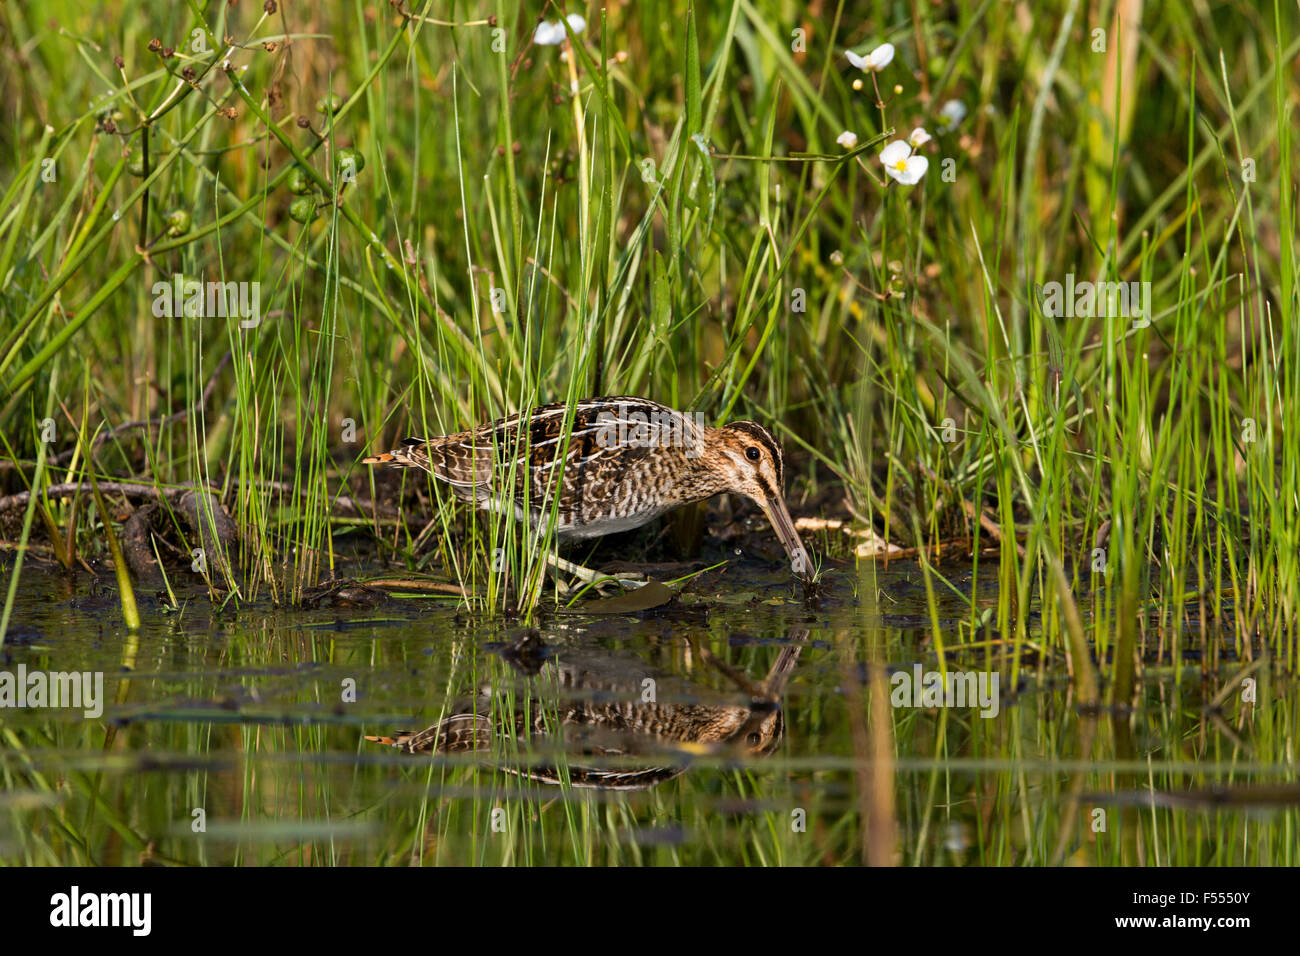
[0,481,180,512]
[0,476,393,519]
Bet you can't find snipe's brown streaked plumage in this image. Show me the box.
[362,396,813,585]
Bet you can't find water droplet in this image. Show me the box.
[111,210,121,221]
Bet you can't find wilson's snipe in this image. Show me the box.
[363,396,813,588]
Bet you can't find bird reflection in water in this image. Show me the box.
[366,629,809,790]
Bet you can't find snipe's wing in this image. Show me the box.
[399,397,693,520]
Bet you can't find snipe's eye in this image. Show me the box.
[746,732,761,745]
[745,446,761,462]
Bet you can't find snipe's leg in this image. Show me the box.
[546,553,647,592]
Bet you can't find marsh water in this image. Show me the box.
[2,549,1296,866]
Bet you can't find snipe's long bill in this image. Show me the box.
[362,396,814,586]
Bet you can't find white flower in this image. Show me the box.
[533,21,563,44]
[908,127,932,147]
[836,130,859,149]
[938,99,967,130]
[846,42,894,72]
[534,13,586,46]
[880,140,928,185]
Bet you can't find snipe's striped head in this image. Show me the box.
[709,420,813,583]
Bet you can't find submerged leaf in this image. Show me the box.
[567,580,674,614]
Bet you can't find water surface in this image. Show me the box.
[2,551,1294,866]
